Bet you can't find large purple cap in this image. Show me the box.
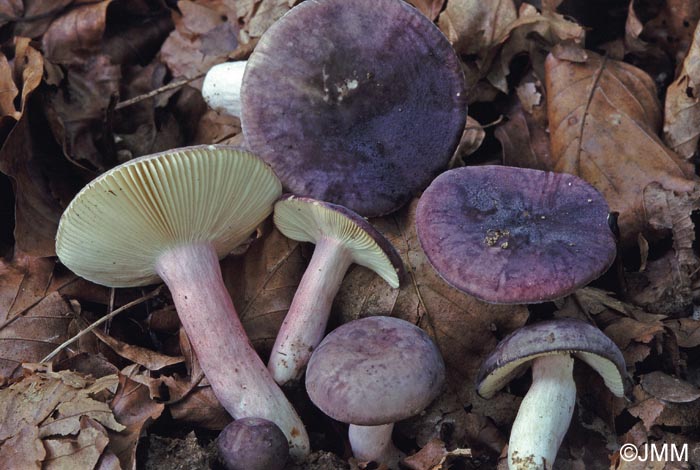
[476,319,627,399]
[241,0,467,217]
[305,316,445,425]
[217,417,289,470]
[416,166,617,304]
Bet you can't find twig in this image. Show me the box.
[41,286,164,363]
[115,73,206,110]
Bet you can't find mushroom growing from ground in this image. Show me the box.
[416,165,617,304]
[217,417,289,470]
[269,195,404,385]
[55,145,310,458]
[306,316,445,469]
[476,318,627,470]
[239,0,467,217]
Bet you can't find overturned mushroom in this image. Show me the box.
[55,145,309,458]
[269,195,403,385]
[477,319,627,470]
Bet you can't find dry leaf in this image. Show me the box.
[43,416,110,470]
[107,374,164,470]
[545,50,696,245]
[665,318,700,348]
[448,116,485,167]
[406,0,445,21]
[222,224,306,352]
[402,438,471,470]
[664,19,700,160]
[640,371,700,403]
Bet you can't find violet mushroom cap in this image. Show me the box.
[269,195,404,385]
[306,316,445,468]
[217,417,289,470]
[476,319,627,470]
[241,0,467,217]
[416,165,617,304]
[55,145,310,458]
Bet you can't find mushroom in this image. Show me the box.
[416,165,617,304]
[269,195,404,385]
[305,316,445,468]
[55,145,310,458]
[217,417,289,470]
[202,61,246,118]
[476,318,627,470]
[240,0,467,217]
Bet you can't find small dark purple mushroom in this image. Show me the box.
[306,316,445,468]
[416,165,617,304]
[240,0,467,217]
[476,319,627,470]
[217,417,289,470]
[269,195,404,385]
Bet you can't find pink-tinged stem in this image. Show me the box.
[268,237,353,385]
[155,243,310,459]
[348,423,405,468]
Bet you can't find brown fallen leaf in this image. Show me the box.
[0,425,44,470]
[107,374,164,470]
[545,50,696,245]
[448,116,485,168]
[665,318,700,348]
[664,19,700,160]
[43,416,110,470]
[402,438,472,470]
[638,0,700,64]
[495,74,553,170]
[406,0,445,21]
[640,371,700,403]
[222,224,307,353]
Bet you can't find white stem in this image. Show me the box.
[268,238,353,385]
[202,61,247,117]
[155,243,309,459]
[508,354,576,470]
[348,423,404,469]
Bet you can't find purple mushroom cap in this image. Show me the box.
[416,166,617,304]
[217,417,289,470]
[476,318,627,399]
[241,0,467,217]
[305,316,445,425]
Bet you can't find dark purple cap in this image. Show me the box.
[476,318,627,399]
[305,316,445,425]
[217,417,289,470]
[416,166,617,304]
[241,0,467,217]
[274,195,404,287]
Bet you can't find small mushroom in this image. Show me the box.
[240,0,467,217]
[269,195,404,385]
[202,61,246,118]
[416,165,617,304]
[306,316,445,469]
[217,417,289,470]
[55,145,309,458]
[476,319,627,470]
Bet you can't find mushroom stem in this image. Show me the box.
[269,237,353,384]
[202,61,247,117]
[348,423,405,468]
[155,243,310,459]
[508,354,576,470]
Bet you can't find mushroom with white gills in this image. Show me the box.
[240,0,467,217]
[55,145,310,458]
[476,318,627,470]
[415,165,617,304]
[269,195,404,385]
[305,316,445,469]
[217,417,289,470]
